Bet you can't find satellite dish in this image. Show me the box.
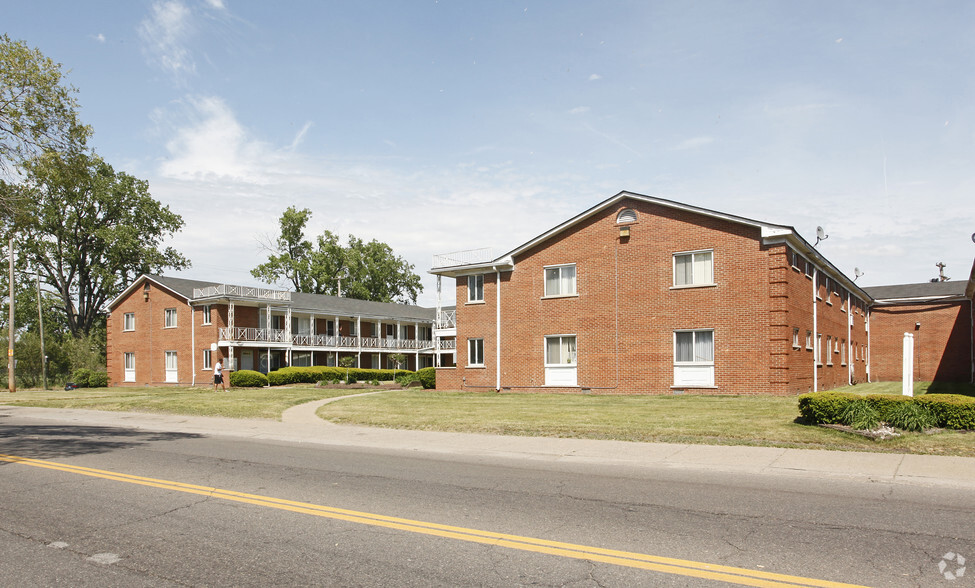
[854,267,863,281]
[814,226,829,246]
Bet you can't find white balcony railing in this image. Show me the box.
[219,327,434,351]
[438,339,456,350]
[431,247,496,269]
[194,284,291,301]
[436,310,456,329]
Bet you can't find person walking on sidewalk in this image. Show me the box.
[213,359,227,391]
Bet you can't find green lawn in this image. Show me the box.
[318,388,975,457]
[1,382,972,457]
[0,385,354,420]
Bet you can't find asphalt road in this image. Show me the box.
[1,414,973,587]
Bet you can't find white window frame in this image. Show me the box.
[203,349,212,370]
[123,312,135,332]
[544,335,577,386]
[467,274,484,303]
[806,330,813,350]
[164,308,178,328]
[826,336,833,365]
[792,328,800,349]
[293,351,312,367]
[123,352,135,382]
[672,250,714,288]
[673,329,715,387]
[468,338,484,367]
[202,305,212,325]
[543,264,577,297]
[816,334,823,366]
[165,351,178,383]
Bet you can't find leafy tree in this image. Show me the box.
[253,208,422,304]
[0,35,89,178]
[15,151,190,337]
[251,206,315,292]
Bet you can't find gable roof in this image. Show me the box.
[108,274,436,322]
[429,190,871,301]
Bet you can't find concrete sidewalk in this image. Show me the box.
[2,393,974,489]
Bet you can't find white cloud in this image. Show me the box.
[155,95,272,182]
[568,106,590,115]
[588,73,602,81]
[672,136,714,151]
[138,0,196,80]
[93,33,106,43]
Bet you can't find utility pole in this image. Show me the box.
[37,272,46,390]
[8,238,15,393]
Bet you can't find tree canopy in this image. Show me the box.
[253,207,422,304]
[15,151,190,337]
[0,34,89,177]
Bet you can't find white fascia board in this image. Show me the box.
[106,274,189,311]
[769,233,872,302]
[429,258,514,278]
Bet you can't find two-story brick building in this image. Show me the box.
[430,191,974,395]
[106,275,455,386]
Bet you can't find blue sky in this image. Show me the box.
[6,1,974,306]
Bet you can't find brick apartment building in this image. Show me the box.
[430,191,975,395]
[106,275,455,386]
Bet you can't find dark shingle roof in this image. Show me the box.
[863,280,968,301]
[149,275,435,321]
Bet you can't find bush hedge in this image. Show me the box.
[416,367,436,389]
[71,368,108,388]
[266,366,416,386]
[231,370,268,387]
[798,391,975,430]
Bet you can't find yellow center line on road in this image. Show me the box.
[0,453,868,588]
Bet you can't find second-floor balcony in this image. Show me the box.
[219,327,437,351]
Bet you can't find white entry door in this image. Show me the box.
[165,351,178,383]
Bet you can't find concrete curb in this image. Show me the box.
[3,397,974,490]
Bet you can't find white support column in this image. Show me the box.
[228,302,235,371]
[902,332,915,396]
[285,307,292,366]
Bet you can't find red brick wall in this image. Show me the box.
[437,199,877,395]
[869,301,973,382]
[107,281,197,386]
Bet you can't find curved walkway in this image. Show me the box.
[3,395,975,490]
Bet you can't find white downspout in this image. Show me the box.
[866,306,872,383]
[812,267,818,392]
[189,301,196,386]
[847,291,852,386]
[495,267,501,392]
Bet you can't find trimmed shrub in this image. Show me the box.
[797,392,859,424]
[88,371,109,388]
[864,394,910,421]
[417,367,436,389]
[839,398,881,430]
[915,394,975,430]
[231,370,268,388]
[885,402,938,432]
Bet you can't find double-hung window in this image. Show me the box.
[203,349,212,370]
[123,352,135,382]
[674,330,714,386]
[202,305,212,325]
[467,275,484,303]
[673,250,714,287]
[123,312,135,331]
[164,308,178,328]
[544,335,577,386]
[165,351,178,383]
[544,264,576,297]
[468,338,484,367]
